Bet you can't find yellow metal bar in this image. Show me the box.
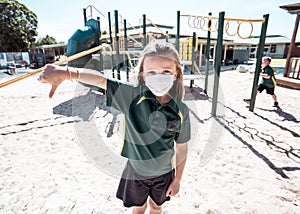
[147,18,168,36]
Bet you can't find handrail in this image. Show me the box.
[0,45,107,88]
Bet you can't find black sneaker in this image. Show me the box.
[273,102,279,107]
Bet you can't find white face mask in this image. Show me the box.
[145,74,174,96]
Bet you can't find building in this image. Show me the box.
[29,43,67,68]
[235,35,300,59]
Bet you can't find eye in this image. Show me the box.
[163,70,172,74]
[145,70,156,76]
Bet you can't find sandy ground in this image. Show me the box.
[0,69,299,214]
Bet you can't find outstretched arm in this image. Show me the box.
[38,64,107,98]
[166,142,188,197]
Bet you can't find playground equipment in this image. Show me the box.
[0,6,269,115]
[66,18,101,68]
[178,11,269,115]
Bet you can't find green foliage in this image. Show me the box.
[34,35,58,47]
[0,0,38,52]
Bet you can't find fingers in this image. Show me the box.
[37,64,61,99]
[49,85,58,99]
[37,73,46,83]
[37,64,56,83]
[166,188,172,197]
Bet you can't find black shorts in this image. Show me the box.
[257,84,275,95]
[116,162,175,207]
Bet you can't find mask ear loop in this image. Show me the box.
[173,74,177,81]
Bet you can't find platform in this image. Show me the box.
[276,75,300,90]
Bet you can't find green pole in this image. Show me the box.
[97,17,104,71]
[143,14,147,47]
[108,12,113,48]
[83,9,87,26]
[114,10,120,80]
[124,19,128,50]
[108,12,115,78]
[176,11,180,51]
[97,17,101,43]
[211,11,225,116]
[190,32,196,88]
[124,19,129,81]
[166,31,169,42]
[204,12,212,95]
[249,14,269,112]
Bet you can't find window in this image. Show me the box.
[270,45,276,53]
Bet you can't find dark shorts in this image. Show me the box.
[257,84,275,95]
[116,162,175,207]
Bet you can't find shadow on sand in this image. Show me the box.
[213,100,300,179]
[215,115,300,179]
[52,90,120,137]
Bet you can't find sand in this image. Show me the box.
[0,69,299,214]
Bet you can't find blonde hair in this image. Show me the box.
[137,40,185,101]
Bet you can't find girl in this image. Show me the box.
[39,40,191,214]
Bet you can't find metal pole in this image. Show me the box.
[97,17,101,42]
[124,19,129,81]
[249,14,269,112]
[176,11,180,51]
[190,32,196,88]
[143,14,147,47]
[204,12,212,95]
[97,17,103,71]
[83,8,87,25]
[114,10,120,80]
[166,31,169,42]
[211,11,225,116]
[108,12,115,78]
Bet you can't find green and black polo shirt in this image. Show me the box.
[106,78,191,176]
[260,65,276,88]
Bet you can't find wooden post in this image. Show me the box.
[284,14,300,77]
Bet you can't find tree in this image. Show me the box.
[0,0,38,52]
[33,35,58,47]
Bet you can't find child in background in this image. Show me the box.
[257,56,279,107]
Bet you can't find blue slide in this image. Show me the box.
[66,19,100,68]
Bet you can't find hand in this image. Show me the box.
[38,64,68,98]
[166,179,180,197]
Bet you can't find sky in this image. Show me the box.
[18,0,299,43]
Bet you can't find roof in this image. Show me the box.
[280,3,300,14]
[234,35,292,44]
[35,43,67,49]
